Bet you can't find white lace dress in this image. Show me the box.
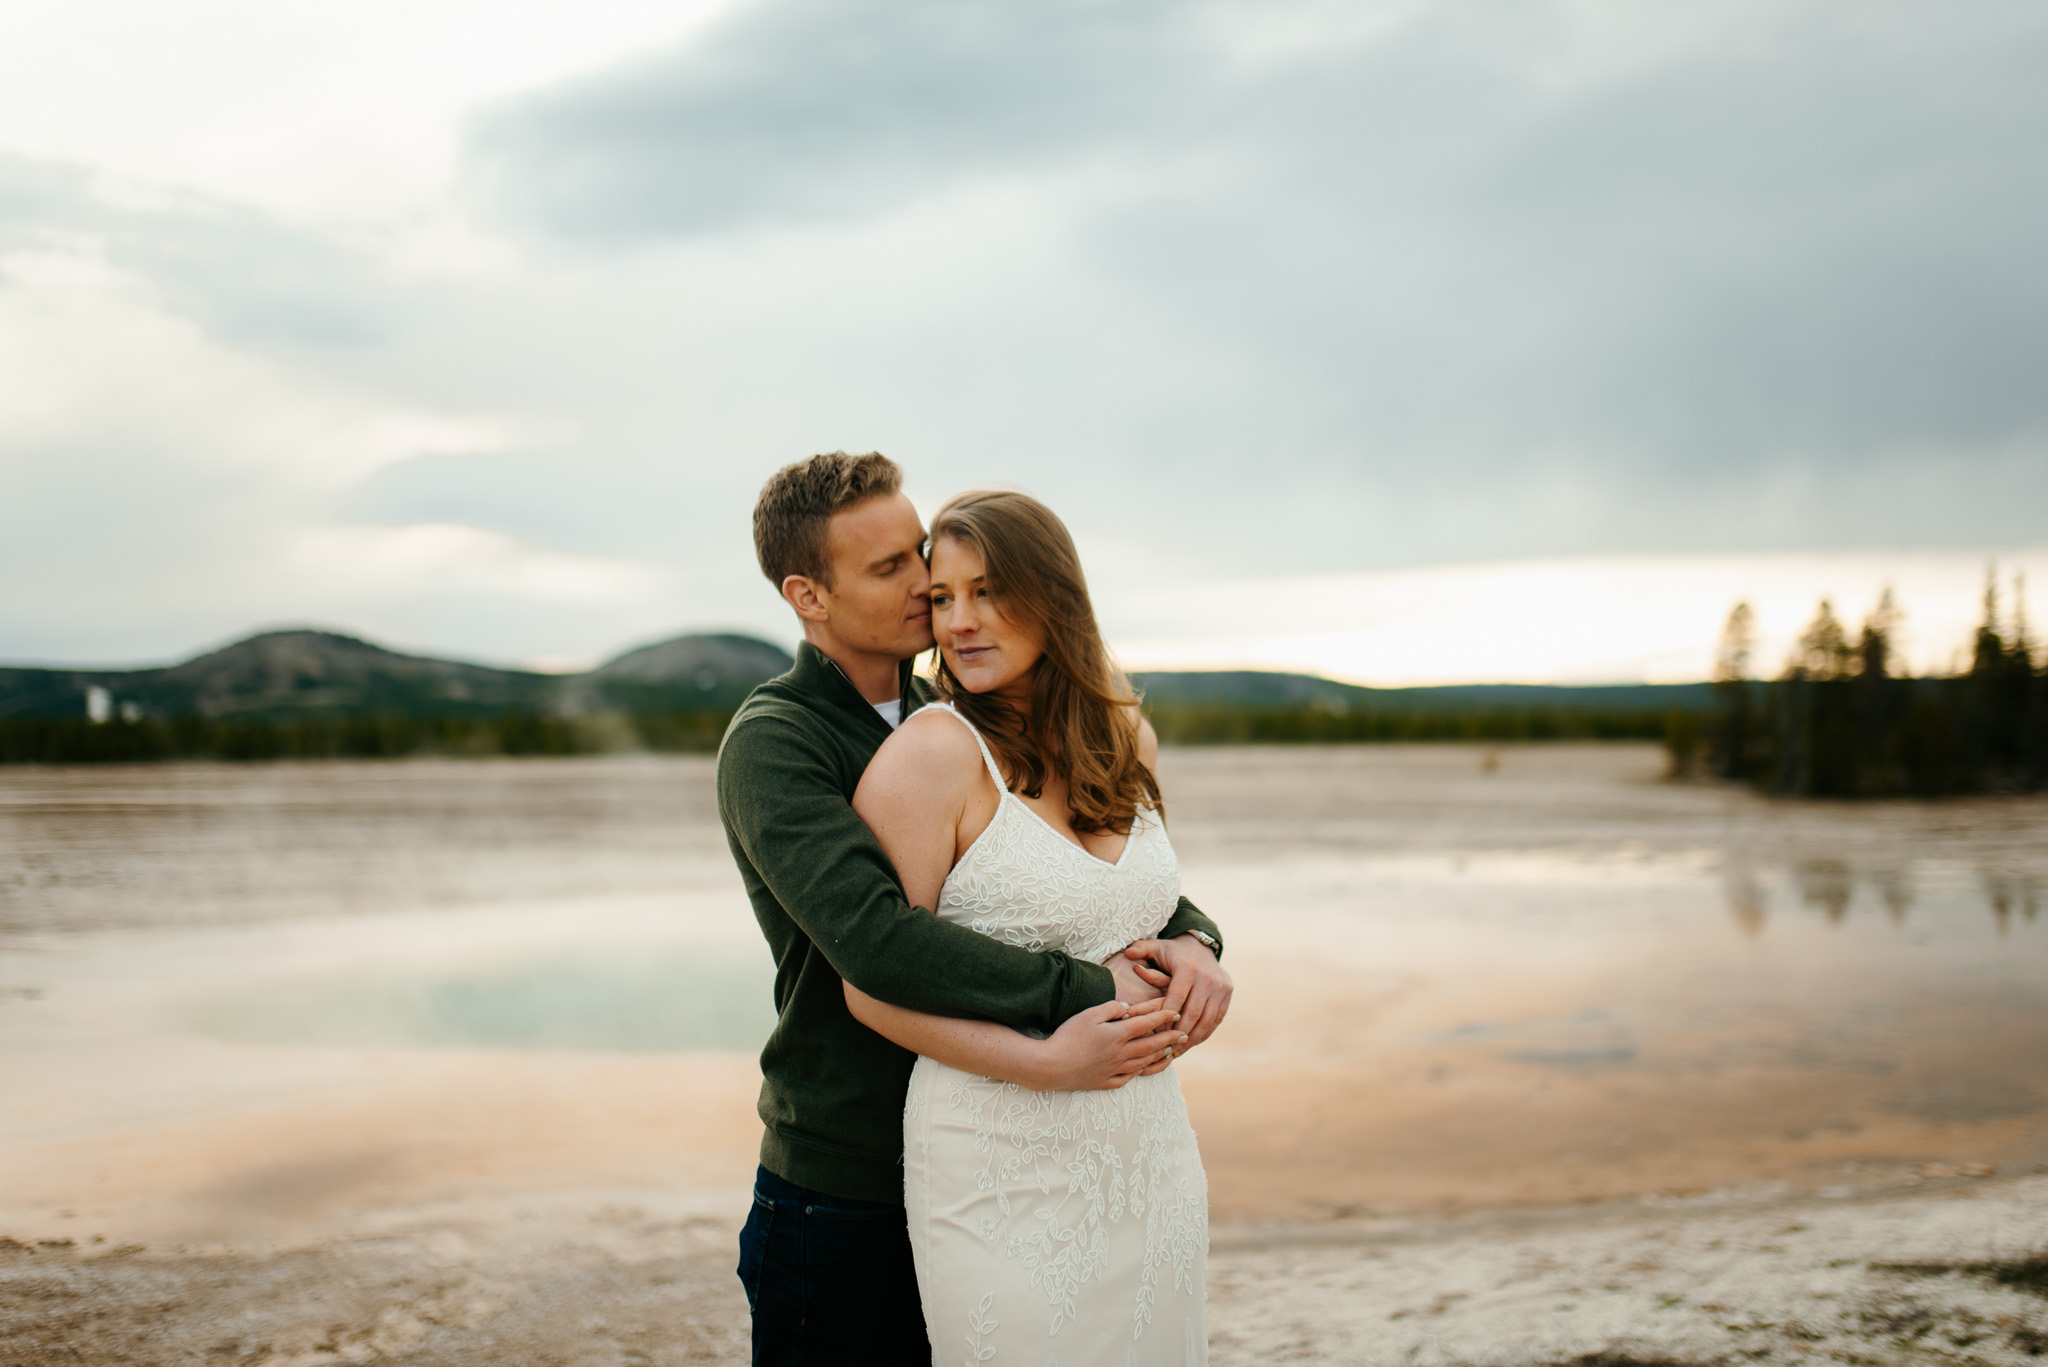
[904,704,1208,1366]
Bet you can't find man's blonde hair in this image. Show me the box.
[751,452,903,589]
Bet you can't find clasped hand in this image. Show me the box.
[1031,935,1234,1092]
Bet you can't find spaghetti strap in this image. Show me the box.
[922,702,1009,794]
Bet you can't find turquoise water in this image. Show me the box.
[186,944,777,1053]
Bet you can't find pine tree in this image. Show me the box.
[1858,587,1901,680]
[1973,565,2005,678]
[1787,600,1853,681]
[1707,601,1759,780]
[2013,573,2033,666]
[1715,602,1755,683]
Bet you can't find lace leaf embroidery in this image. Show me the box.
[963,1292,998,1365]
[912,702,1207,1355]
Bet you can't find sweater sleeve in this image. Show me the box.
[1158,896,1224,957]
[718,712,1117,1032]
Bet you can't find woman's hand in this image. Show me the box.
[1027,1000,1187,1092]
[1123,936,1233,1051]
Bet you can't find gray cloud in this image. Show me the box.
[464,0,2048,538]
[7,0,2048,667]
[0,154,400,350]
[464,0,1210,240]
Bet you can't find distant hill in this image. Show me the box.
[1,628,1706,731]
[1132,671,1714,714]
[0,628,795,722]
[562,633,798,715]
[596,633,793,686]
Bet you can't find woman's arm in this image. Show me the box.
[851,710,984,912]
[848,712,1183,1089]
[845,984,1180,1090]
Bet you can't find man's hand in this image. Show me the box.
[1107,955,1168,1007]
[1123,935,1232,1052]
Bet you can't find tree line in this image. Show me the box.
[1143,702,1671,745]
[3,697,1673,764]
[0,710,734,764]
[13,579,2039,782]
[1669,571,2047,796]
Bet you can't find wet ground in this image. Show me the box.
[2,745,2045,1363]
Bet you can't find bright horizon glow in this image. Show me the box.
[5,546,2042,687]
[1106,548,2048,687]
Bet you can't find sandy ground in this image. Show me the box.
[6,1178,2047,1365]
[4,746,2047,1363]
[1208,1174,2048,1365]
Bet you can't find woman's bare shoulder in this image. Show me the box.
[859,707,986,799]
[1135,710,1160,770]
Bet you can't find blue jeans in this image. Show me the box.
[736,1165,930,1365]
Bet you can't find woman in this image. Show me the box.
[846,490,1209,1364]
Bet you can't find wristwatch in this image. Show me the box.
[1179,929,1221,955]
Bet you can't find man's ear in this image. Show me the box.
[781,574,830,625]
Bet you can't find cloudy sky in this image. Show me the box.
[3,0,2043,682]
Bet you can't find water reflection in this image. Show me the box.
[1873,867,1914,925]
[1724,867,1767,937]
[1431,1010,1638,1071]
[1717,859,2048,932]
[1984,871,2042,933]
[5,748,2046,1223]
[1796,859,1853,923]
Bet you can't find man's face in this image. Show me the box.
[816,492,935,661]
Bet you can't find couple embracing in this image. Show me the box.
[716,452,1233,1364]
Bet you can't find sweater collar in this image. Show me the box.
[791,641,925,733]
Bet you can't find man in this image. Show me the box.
[717,452,1231,1363]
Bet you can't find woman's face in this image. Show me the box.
[929,534,1044,702]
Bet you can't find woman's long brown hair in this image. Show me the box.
[928,490,1161,835]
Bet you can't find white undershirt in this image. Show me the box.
[874,699,903,730]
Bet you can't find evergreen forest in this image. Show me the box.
[1670,572,2047,797]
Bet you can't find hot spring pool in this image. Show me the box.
[184,944,779,1053]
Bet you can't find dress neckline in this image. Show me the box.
[1000,789,1136,870]
[928,702,1141,872]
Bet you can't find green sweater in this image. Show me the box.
[716,641,1224,1203]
